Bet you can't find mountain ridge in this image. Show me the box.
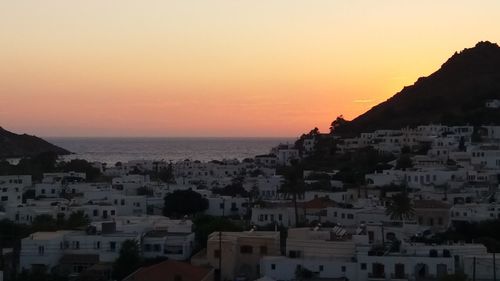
[0,127,71,158]
[334,41,500,136]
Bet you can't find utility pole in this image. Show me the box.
[494,252,497,281]
[381,224,385,246]
[473,256,476,281]
[219,231,222,281]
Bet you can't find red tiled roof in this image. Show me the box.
[301,197,337,209]
[123,260,213,281]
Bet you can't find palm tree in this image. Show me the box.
[280,160,305,226]
[385,192,415,221]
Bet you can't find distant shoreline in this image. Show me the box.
[46,137,296,164]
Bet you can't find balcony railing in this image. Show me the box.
[391,273,409,280]
[368,273,385,280]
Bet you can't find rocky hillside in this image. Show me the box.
[0,127,70,158]
[335,41,500,136]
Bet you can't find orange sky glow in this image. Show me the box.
[1,1,500,137]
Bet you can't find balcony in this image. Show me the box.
[391,273,409,281]
[368,273,386,281]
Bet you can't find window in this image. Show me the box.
[319,265,324,272]
[271,264,276,270]
[341,266,346,272]
[288,250,301,258]
[110,241,116,252]
[260,246,268,255]
[153,244,161,252]
[144,244,152,252]
[240,245,253,254]
[278,214,283,221]
[111,210,115,215]
[220,203,224,209]
[165,245,183,255]
[73,265,84,273]
[214,249,220,258]
[360,263,367,270]
[1,196,7,201]
[93,210,98,217]
[38,246,45,255]
[95,241,101,249]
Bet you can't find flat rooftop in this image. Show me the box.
[208,231,279,241]
[26,231,74,240]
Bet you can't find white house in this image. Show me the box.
[0,175,31,207]
[204,195,248,217]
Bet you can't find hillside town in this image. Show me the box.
[4,120,500,281]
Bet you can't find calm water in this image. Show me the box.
[47,137,296,164]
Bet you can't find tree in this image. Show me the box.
[163,189,209,217]
[458,136,466,151]
[59,159,102,182]
[192,215,243,248]
[14,151,58,180]
[112,239,141,281]
[0,219,31,248]
[396,154,413,169]
[65,211,90,229]
[329,115,347,134]
[385,192,415,221]
[158,162,175,183]
[32,214,57,231]
[212,177,248,197]
[279,160,305,226]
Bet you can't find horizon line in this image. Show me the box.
[43,135,298,139]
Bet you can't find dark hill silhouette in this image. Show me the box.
[0,127,70,158]
[334,41,500,137]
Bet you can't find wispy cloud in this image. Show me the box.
[353,99,374,103]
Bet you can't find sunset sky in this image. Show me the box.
[1,1,500,137]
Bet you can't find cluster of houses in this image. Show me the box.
[2,124,500,281]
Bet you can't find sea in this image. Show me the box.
[46,137,296,164]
